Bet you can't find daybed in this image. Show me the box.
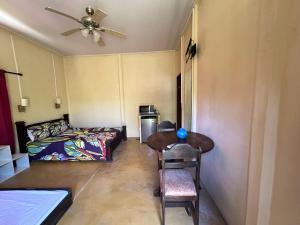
[15,114,127,161]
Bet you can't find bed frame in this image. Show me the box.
[0,187,72,225]
[15,114,127,161]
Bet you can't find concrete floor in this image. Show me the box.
[1,139,226,225]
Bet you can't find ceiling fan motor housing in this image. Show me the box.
[81,16,99,31]
[86,7,94,16]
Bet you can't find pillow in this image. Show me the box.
[27,123,50,141]
[49,120,69,136]
[89,127,105,133]
[60,120,69,132]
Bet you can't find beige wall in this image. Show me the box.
[247,0,292,224]
[63,55,121,128]
[268,38,300,225]
[174,47,181,76]
[64,51,177,137]
[245,1,300,225]
[0,27,68,151]
[195,1,258,224]
[195,0,300,225]
[269,42,300,224]
[122,52,177,136]
[182,16,193,131]
[266,1,300,224]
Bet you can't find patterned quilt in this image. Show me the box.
[27,128,119,161]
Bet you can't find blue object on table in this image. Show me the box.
[176,128,188,139]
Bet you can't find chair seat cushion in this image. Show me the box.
[159,169,197,197]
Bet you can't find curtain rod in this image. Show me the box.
[1,70,23,76]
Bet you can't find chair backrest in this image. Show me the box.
[158,121,176,132]
[162,143,201,169]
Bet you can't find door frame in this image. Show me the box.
[176,74,182,128]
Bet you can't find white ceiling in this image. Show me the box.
[0,0,194,55]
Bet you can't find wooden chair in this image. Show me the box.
[158,121,176,132]
[160,143,201,225]
[157,121,176,170]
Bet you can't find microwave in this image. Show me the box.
[139,105,155,114]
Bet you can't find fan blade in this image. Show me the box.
[97,37,106,47]
[45,7,82,24]
[61,28,81,36]
[99,27,127,38]
[91,8,107,22]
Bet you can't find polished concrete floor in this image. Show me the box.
[1,139,226,225]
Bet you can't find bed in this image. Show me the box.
[0,188,72,225]
[15,114,127,161]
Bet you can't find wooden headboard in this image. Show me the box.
[15,114,69,153]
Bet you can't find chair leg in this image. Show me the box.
[157,153,162,170]
[189,202,197,225]
[195,200,200,225]
[185,206,191,216]
[162,204,165,225]
[161,198,165,225]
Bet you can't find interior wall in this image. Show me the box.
[195,1,259,225]
[195,0,300,225]
[122,51,177,137]
[247,0,294,224]
[266,1,300,224]
[174,47,181,75]
[269,36,300,225]
[244,0,300,225]
[182,16,193,131]
[63,55,121,128]
[64,51,177,137]
[0,27,68,151]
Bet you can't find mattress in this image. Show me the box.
[0,190,70,225]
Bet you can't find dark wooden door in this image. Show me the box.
[176,74,182,128]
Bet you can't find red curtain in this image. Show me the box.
[0,70,15,154]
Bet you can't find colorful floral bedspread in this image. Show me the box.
[27,128,119,161]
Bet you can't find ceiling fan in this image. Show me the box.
[45,6,127,47]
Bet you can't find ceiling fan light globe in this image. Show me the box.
[93,30,101,43]
[81,28,89,38]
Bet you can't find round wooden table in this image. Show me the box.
[147,131,214,153]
